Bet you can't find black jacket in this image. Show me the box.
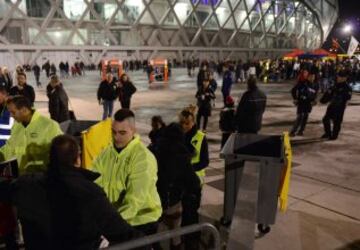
[291,81,316,114]
[153,129,200,209]
[320,82,352,112]
[46,83,70,123]
[0,73,13,91]
[9,84,35,104]
[32,65,41,75]
[235,87,267,133]
[219,106,235,132]
[118,81,137,102]
[97,80,118,101]
[195,86,215,117]
[0,167,139,250]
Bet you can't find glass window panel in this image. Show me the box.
[245,0,256,11]
[139,10,155,24]
[224,17,235,30]
[196,10,210,26]
[234,0,247,29]
[149,1,168,23]
[0,2,11,18]
[163,11,179,27]
[26,0,51,17]
[216,1,231,27]
[173,2,192,25]
[46,29,70,45]
[184,12,198,28]
[124,0,145,23]
[64,0,88,20]
[204,14,218,30]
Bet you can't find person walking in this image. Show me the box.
[290,70,317,137]
[320,70,352,140]
[46,75,70,123]
[234,76,267,134]
[97,73,118,120]
[32,63,41,87]
[9,72,35,105]
[195,79,215,132]
[118,73,137,109]
[221,64,234,106]
[42,61,51,78]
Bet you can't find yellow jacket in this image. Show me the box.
[91,135,162,226]
[0,110,63,174]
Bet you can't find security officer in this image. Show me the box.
[178,106,209,250]
[0,95,62,174]
[92,109,162,239]
[320,70,352,140]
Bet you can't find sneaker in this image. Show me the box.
[321,134,330,139]
[296,131,304,136]
[330,135,338,140]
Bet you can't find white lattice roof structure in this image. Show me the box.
[0,0,338,66]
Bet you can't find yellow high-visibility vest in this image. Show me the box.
[191,130,206,183]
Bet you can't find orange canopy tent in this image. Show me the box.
[283,49,305,58]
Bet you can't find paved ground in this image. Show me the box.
[28,68,360,249]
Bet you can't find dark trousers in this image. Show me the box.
[120,99,131,109]
[323,109,345,139]
[134,221,161,250]
[34,74,40,86]
[291,113,309,134]
[102,100,114,120]
[181,188,202,250]
[196,113,208,131]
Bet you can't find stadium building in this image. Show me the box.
[0,0,338,66]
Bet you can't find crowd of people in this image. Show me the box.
[0,55,356,250]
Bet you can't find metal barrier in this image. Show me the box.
[107,223,221,250]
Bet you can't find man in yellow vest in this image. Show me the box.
[0,95,63,174]
[179,107,209,250]
[91,109,162,239]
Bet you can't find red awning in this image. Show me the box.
[283,49,305,58]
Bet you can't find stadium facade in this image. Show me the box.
[0,0,338,67]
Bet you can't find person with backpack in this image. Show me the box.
[290,70,317,137]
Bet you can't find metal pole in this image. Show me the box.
[107,223,221,250]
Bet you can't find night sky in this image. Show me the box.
[323,1,360,51]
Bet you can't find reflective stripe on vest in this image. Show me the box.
[191,130,206,181]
